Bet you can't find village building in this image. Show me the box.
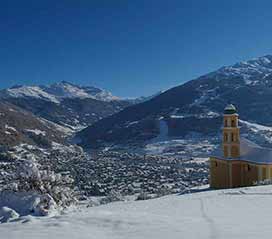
[210,104,272,188]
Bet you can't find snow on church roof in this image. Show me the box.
[224,104,237,114]
[212,137,272,165]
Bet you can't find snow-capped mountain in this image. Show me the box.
[77,55,272,149]
[41,81,120,102]
[0,81,133,130]
[4,85,60,104]
[208,55,272,83]
[1,81,120,103]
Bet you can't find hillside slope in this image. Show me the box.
[1,185,272,239]
[0,101,66,148]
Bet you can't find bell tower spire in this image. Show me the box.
[222,104,240,158]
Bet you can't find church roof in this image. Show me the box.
[224,104,237,114]
[212,137,272,165]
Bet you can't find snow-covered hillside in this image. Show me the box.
[208,55,272,84]
[5,86,60,103]
[2,185,272,239]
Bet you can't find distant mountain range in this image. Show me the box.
[2,81,119,103]
[0,81,159,148]
[77,55,272,149]
[0,81,135,132]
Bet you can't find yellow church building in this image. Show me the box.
[210,104,272,189]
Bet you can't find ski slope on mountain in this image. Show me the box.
[2,185,272,239]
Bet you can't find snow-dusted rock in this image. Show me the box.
[0,191,41,217]
[0,191,58,221]
[0,207,19,223]
[32,194,57,216]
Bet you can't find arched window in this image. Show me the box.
[224,133,228,142]
[224,146,228,157]
[231,119,236,127]
[231,133,234,142]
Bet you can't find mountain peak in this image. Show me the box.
[56,80,78,87]
[206,55,272,83]
[9,84,24,89]
[45,81,119,102]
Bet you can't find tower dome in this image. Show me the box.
[224,104,237,114]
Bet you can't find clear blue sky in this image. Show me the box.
[1,0,272,97]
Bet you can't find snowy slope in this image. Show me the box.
[5,86,60,104]
[240,119,272,132]
[239,119,272,147]
[2,185,272,239]
[0,101,66,147]
[208,55,272,83]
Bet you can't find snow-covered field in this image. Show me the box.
[2,185,272,239]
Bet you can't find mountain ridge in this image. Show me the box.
[0,81,136,130]
[0,81,166,131]
[1,81,120,103]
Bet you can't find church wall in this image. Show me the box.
[240,162,258,187]
[210,158,272,189]
[259,165,272,182]
[231,161,242,187]
[210,157,230,188]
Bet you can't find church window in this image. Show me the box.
[231,119,235,127]
[224,120,228,127]
[224,146,228,157]
[231,133,234,142]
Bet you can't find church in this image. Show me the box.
[210,104,272,188]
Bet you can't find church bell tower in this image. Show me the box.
[222,104,240,158]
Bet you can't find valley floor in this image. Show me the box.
[2,185,272,239]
